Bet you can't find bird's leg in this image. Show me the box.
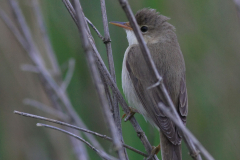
[122,107,139,122]
[145,144,161,160]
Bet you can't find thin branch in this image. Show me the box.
[21,64,40,73]
[31,0,61,77]
[61,1,157,157]
[86,18,104,41]
[62,0,78,28]
[183,136,202,160]
[72,0,126,159]
[61,58,75,92]
[14,110,148,157]
[100,0,128,159]
[100,0,115,80]
[0,8,28,50]
[62,0,104,41]
[23,99,69,121]
[9,0,46,69]
[158,103,214,160]
[14,111,113,160]
[102,77,114,112]
[37,123,118,160]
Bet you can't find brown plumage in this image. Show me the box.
[111,8,188,160]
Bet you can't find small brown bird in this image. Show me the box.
[110,8,188,160]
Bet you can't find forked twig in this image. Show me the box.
[14,110,148,157]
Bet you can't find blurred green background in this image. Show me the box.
[1,0,240,159]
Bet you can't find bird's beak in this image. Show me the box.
[109,21,132,30]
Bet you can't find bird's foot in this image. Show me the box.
[146,144,161,160]
[122,108,138,122]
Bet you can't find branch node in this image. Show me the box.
[120,0,127,7]
[136,131,145,139]
[103,37,111,44]
[189,150,200,159]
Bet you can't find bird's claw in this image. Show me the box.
[122,108,138,122]
[145,144,160,160]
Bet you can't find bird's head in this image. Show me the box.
[110,8,175,45]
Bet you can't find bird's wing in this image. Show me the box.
[179,76,188,124]
[126,44,187,145]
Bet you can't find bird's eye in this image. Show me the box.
[140,26,148,32]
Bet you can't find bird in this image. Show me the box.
[110,8,188,160]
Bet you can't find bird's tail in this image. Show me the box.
[160,131,182,160]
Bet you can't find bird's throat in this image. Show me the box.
[125,30,159,46]
[126,30,138,46]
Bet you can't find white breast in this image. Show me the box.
[122,32,154,124]
[122,46,148,117]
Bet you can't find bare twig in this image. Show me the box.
[21,64,40,73]
[31,0,61,77]
[158,103,214,160]
[183,136,202,160]
[100,0,128,159]
[61,58,75,92]
[9,0,46,69]
[37,123,118,160]
[62,0,78,27]
[14,110,148,157]
[27,80,88,157]
[86,18,105,41]
[23,99,69,121]
[0,8,28,50]
[62,0,104,41]
[72,0,126,159]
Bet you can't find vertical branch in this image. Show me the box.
[100,0,128,159]
[72,0,126,159]
[100,0,115,81]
